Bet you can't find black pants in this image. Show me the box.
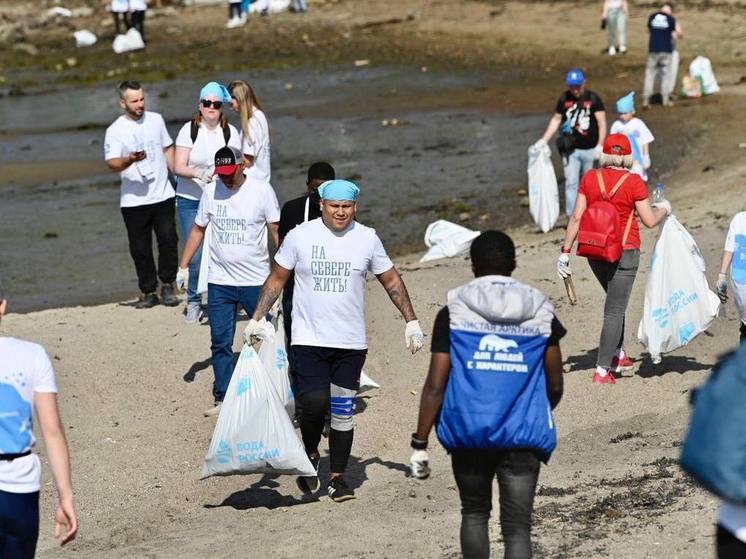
[451,449,541,559]
[740,322,746,342]
[130,10,146,41]
[0,489,39,559]
[718,525,746,558]
[120,198,178,295]
[229,2,242,18]
[112,12,130,35]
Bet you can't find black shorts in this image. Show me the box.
[292,345,367,395]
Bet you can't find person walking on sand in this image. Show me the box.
[0,280,78,558]
[278,162,336,417]
[610,91,654,181]
[244,179,425,503]
[105,80,180,309]
[228,80,271,182]
[176,146,280,417]
[173,82,242,324]
[556,134,671,384]
[642,2,683,108]
[715,211,746,342]
[409,231,565,559]
[226,0,246,28]
[128,0,149,42]
[602,0,628,56]
[534,69,607,216]
[110,0,130,36]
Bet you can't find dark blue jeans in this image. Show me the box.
[0,489,39,559]
[207,283,261,401]
[451,449,541,559]
[176,196,202,304]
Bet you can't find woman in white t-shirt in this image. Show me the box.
[610,91,654,180]
[228,80,271,182]
[602,0,628,55]
[0,285,77,557]
[715,211,746,341]
[174,82,242,323]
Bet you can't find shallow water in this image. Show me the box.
[0,65,546,312]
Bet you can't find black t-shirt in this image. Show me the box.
[554,90,605,150]
[430,306,567,354]
[278,194,322,242]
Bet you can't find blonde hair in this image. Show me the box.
[600,153,634,169]
[228,79,263,142]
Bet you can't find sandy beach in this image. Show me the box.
[2,0,746,557]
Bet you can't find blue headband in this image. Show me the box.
[616,91,635,113]
[199,82,231,103]
[319,179,360,201]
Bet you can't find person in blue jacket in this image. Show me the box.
[410,230,565,559]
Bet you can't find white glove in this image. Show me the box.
[243,317,272,345]
[175,267,189,291]
[410,450,431,479]
[557,253,571,279]
[593,144,603,160]
[716,273,728,303]
[196,166,214,184]
[642,154,651,169]
[531,138,548,152]
[652,199,672,215]
[405,320,425,354]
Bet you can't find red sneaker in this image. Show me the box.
[593,370,616,384]
[611,354,634,372]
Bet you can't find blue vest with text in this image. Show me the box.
[436,276,557,462]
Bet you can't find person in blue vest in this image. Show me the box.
[409,230,565,559]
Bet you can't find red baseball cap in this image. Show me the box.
[214,146,243,175]
[603,133,632,155]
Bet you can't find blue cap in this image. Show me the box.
[319,179,360,202]
[199,81,231,103]
[566,68,585,86]
[616,91,635,113]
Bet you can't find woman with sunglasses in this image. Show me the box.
[173,82,242,324]
[228,80,271,183]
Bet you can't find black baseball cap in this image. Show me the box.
[214,146,243,176]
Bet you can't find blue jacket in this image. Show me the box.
[436,275,557,462]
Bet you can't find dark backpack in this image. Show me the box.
[681,342,746,502]
[190,115,231,145]
[576,170,634,263]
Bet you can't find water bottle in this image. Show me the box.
[653,182,665,203]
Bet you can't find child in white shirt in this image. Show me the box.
[715,211,746,341]
[610,91,654,180]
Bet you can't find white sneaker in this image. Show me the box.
[608,46,616,56]
[204,402,222,417]
[239,13,247,24]
[226,17,240,28]
[184,302,203,324]
[618,45,627,54]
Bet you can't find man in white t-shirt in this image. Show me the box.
[105,80,179,309]
[716,211,746,341]
[244,179,425,503]
[610,91,654,180]
[177,146,280,416]
[0,280,77,555]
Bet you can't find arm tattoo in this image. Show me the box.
[385,276,417,322]
[254,285,281,319]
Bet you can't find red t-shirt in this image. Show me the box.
[578,168,649,249]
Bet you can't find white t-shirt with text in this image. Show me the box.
[0,337,58,494]
[195,177,280,286]
[274,218,394,350]
[241,109,271,182]
[175,121,241,201]
[104,111,175,208]
[610,117,654,180]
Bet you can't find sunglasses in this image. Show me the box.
[200,99,223,109]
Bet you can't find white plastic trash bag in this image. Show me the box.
[201,345,314,479]
[527,143,560,233]
[358,370,380,394]
[638,215,720,363]
[73,30,97,47]
[112,28,145,54]
[689,56,720,95]
[420,220,480,263]
[258,315,295,418]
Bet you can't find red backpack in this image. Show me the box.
[576,170,634,263]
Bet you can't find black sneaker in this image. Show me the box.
[135,292,159,309]
[160,283,180,307]
[296,455,320,494]
[327,476,355,502]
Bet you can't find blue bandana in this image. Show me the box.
[616,91,635,114]
[319,179,360,201]
[199,81,231,103]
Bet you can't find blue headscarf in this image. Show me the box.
[199,82,231,103]
[616,91,635,114]
[319,179,360,201]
